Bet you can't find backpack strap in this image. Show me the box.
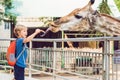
[16,45,26,60]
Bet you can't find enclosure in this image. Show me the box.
[0,37,120,80]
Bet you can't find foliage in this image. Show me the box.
[4,0,13,9]
[114,0,120,11]
[0,1,5,22]
[3,0,21,24]
[39,17,53,27]
[39,17,60,27]
[98,0,112,15]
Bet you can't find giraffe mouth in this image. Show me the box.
[49,22,60,27]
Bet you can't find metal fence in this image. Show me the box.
[0,37,120,80]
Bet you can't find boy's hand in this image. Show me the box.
[24,29,45,43]
[35,29,45,34]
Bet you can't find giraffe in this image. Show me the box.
[41,0,95,36]
[42,0,120,36]
[39,0,97,48]
[40,0,120,48]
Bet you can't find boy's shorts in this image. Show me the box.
[14,64,25,80]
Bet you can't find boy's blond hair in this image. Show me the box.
[14,25,27,37]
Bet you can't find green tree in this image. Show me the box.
[114,0,120,11]
[98,0,112,15]
[3,0,22,24]
[0,0,5,22]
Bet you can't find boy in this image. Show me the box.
[13,24,44,80]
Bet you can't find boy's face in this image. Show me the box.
[19,28,28,38]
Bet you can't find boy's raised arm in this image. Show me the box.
[23,29,44,43]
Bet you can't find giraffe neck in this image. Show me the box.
[92,14,120,35]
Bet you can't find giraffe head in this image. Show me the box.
[50,0,96,32]
[50,0,120,36]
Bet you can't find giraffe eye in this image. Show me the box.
[75,14,83,19]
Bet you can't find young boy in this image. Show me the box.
[13,24,44,80]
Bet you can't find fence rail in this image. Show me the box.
[0,37,120,80]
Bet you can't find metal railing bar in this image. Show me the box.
[1,36,120,42]
[30,63,99,80]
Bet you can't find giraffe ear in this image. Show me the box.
[90,0,95,5]
[85,0,95,8]
[92,10,99,15]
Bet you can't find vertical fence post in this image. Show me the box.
[53,41,57,80]
[103,39,110,80]
[29,41,32,78]
[62,30,64,48]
